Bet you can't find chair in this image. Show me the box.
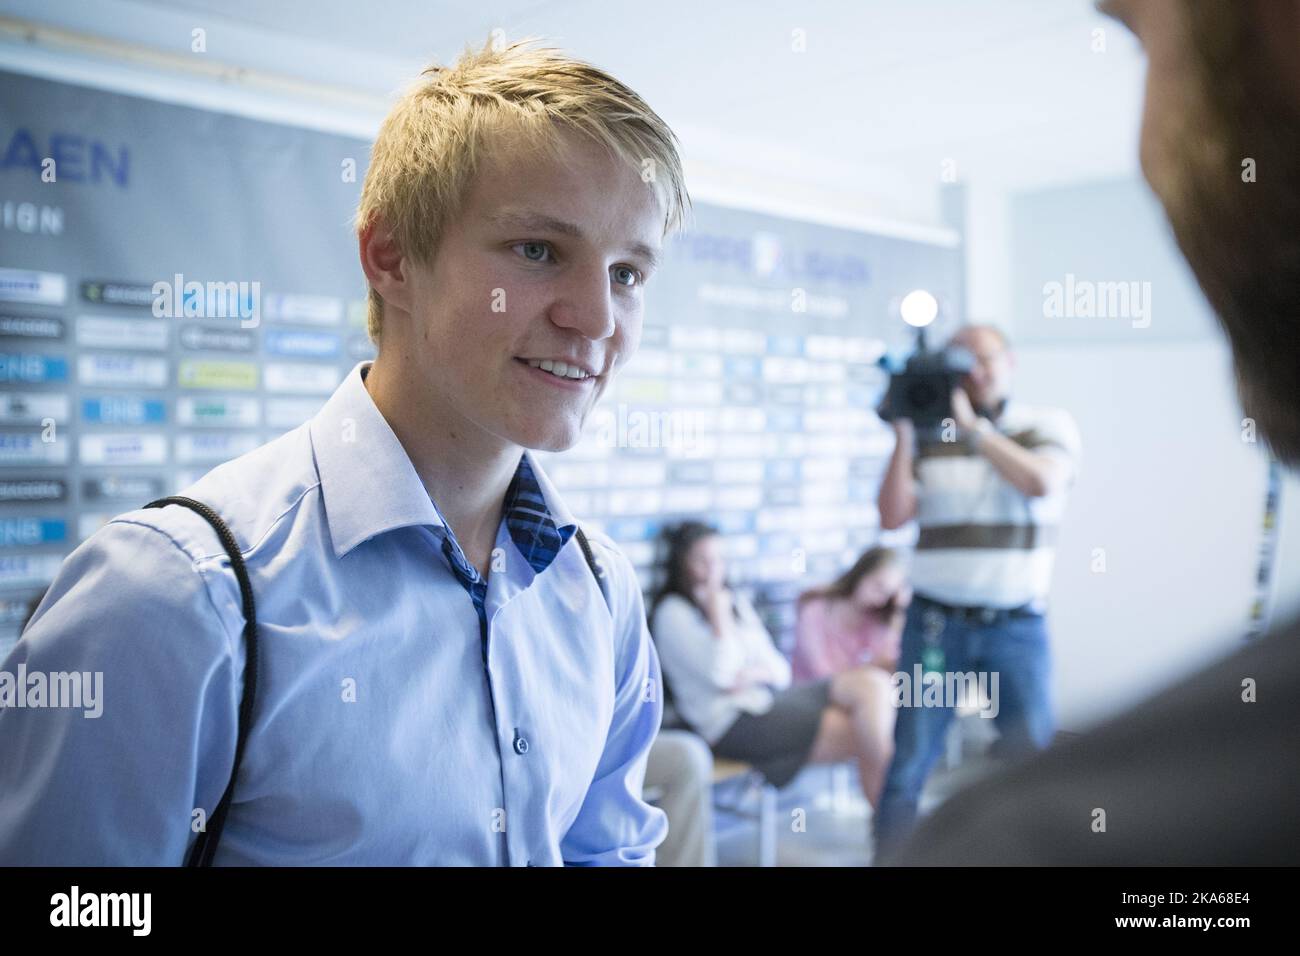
[710,758,779,867]
[657,682,780,866]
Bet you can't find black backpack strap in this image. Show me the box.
[574,526,611,613]
[144,495,259,867]
[575,528,688,730]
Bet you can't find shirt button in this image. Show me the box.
[513,734,530,755]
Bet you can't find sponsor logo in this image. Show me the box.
[265,362,339,394]
[175,432,260,464]
[75,316,169,350]
[81,281,154,307]
[177,360,258,390]
[264,397,322,429]
[0,353,69,383]
[0,478,66,503]
[264,329,341,358]
[0,314,64,340]
[0,392,70,424]
[81,396,166,426]
[77,354,167,387]
[0,269,67,305]
[263,293,342,325]
[680,230,871,285]
[0,518,67,547]
[0,554,64,588]
[176,395,260,427]
[179,325,256,352]
[78,433,168,466]
[0,128,130,186]
[0,432,70,465]
[81,475,164,502]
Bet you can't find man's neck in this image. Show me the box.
[363,357,519,574]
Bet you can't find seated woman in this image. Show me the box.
[792,546,910,684]
[650,522,896,807]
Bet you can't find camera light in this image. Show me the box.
[900,289,939,328]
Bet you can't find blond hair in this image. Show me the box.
[355,35,690,346]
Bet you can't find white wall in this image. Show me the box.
[981,176,1293,730]
[1015,342,1276,728]
[961,181,1013,323]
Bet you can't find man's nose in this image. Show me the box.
[548,266,616,340]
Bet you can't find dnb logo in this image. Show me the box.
[1,128,130,187]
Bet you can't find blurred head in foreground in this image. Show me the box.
[1104,0,1300,465]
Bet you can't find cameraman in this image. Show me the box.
[872,324,1082,861]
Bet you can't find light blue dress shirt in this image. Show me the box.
[0,360,668,865]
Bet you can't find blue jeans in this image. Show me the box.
[873,596,1055,862]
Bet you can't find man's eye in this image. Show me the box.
[514,241,552,262]
[612,265,642,287]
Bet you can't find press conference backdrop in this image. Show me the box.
[0,69,961,654]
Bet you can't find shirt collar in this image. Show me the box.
[309,361,577,566]
[503,450,577,575]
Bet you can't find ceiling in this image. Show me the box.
[2,0,1149,223]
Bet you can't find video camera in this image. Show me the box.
[875,292,974,437]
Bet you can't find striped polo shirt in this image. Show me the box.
[910,400,1082,609]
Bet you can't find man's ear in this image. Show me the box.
[359,217,410,314]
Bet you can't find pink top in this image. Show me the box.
[791,595,901,683]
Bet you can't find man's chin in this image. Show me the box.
[507,420,583,454]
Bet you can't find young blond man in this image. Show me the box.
[0,38,689,866]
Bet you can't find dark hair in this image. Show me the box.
[649,520,722,622]
[798,546,900,616]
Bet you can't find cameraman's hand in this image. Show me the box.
[880,408,919,528]
[950,387,979,431]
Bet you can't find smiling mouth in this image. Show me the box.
[517,356,598,387]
